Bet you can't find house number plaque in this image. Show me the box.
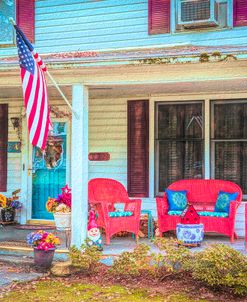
[88,152,110,161]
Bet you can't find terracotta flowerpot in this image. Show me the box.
[1,208,15,222]
[33,247,55,268]
[53,212,71,230]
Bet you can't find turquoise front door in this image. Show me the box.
[32,122,67,220]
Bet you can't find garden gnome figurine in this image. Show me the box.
[87,210,103,251]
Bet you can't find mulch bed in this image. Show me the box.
[0,261,246,301]
[64,266,246,302]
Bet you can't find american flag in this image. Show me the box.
[14,25,52,150]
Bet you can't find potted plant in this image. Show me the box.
[27,230,60,268]
[1,197,22,223]
[0,194,7,221]
[46,185,71,230]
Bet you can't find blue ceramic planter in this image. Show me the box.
[176,223,204,246]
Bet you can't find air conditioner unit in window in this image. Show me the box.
[177,0,219,29]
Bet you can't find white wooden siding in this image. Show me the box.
[89,98,127,184]
[1,1,247,57]
[235,203,245,237]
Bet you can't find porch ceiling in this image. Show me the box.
[1,78,247,100]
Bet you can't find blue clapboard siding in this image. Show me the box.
[1,0,247,57]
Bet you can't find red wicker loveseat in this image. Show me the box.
[156,179,242,242]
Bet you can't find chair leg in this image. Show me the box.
[106,234,111,245]
[135,234,139,244]
[234,232,238,239]
[230,233,234,243]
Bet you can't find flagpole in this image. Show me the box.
[9,17,79,120]
[46,70,79,119]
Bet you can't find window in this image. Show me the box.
[0,0,15,45]
[155,102,204,194]
[211,101,247,194]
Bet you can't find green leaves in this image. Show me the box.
[69,243,102,274]
[191,244,247,296]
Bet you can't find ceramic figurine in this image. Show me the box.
[87,210,103,251]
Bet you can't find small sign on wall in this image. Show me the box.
[8,142,21,153]
[88,152,110,161]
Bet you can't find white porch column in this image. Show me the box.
[20,111,29,224]
[71,84,89,248]
[204,99,210,179]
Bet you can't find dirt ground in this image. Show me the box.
[1,262,246,302]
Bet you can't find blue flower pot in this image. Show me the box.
[176,223,204,246]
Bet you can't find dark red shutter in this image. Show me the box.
[127,100,149,197]
[233,0,247,27]
[148,0,170,34]
[0,105,8,192]
[16,0,35,42]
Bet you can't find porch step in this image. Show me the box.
[26,219,55,226]
[0,254,34,266]
[0,246,69,261]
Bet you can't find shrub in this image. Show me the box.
[153,237,192,273]
[69,243,102,274]
[109,244,151,277]
[191,244,247,296]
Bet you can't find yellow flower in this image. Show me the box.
[46,198,58,212]
[0,194,7,207]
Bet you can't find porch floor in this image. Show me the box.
[0,225,246,256]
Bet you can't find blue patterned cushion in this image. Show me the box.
[108,211,133,218]
[198,211,228,218]
[214,191,238,213]
[166,189,188,211]
[168,210,183,216]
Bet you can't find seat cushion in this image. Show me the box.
[166,189,188,211]
[108,211,133,218]
[198,211,228,218]
[214,191,238,213]
[167,210,228,218]
[168,210,183,216]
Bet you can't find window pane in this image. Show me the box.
[159,141,203,191]
[0,0,15,44]
[158,103,203,140]
[214,103,247,139]
[215,142,247,193]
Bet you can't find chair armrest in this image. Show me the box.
[124,199,142,216]
[100,202,114,214]
[156,195,169,216]
[229,201,238,218]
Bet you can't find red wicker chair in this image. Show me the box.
[88,178,142,244]
[156,179,242,243]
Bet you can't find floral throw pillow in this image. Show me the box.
[166,189,188,211]
[214,191,238,213]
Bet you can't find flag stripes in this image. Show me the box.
[14,25,51,150]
